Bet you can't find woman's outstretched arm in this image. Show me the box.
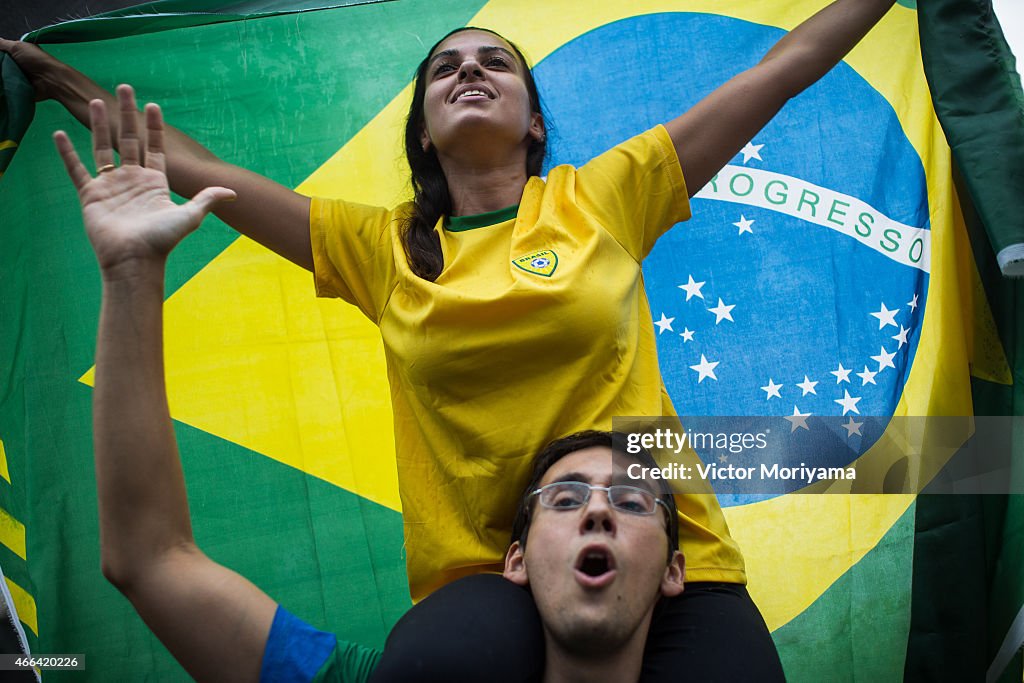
[665,0,897,196]
[2,38,313,270]
[61,87,277,682]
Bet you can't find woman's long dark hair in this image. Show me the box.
[403,27,548,281]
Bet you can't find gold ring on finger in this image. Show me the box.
[96,164,117,174]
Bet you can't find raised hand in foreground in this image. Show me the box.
[57,84,275,683]
[53,83,234,273]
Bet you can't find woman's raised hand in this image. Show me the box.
[54,85,235,274]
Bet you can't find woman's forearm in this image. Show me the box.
[44,62,224,188]
[665,0,897,196]
[25,51,314,268]
[761,0,897,98]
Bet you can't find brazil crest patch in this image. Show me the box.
[512,250,558,277]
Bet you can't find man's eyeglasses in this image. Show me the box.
[529,481,669,516]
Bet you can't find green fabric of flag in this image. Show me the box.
[0,2,1016,681]
[918,0,1024,276]
[774,504,916,682]
[907,2,1024,680]
[903,180,1024,683]
[21,1,395,43]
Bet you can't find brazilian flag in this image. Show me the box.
[0,1,1020,680]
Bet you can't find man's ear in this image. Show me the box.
[660,550,685,597]
[503,541,530,587]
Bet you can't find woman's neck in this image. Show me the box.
[438,152,531,216]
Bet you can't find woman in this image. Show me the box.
[2,1,895,678]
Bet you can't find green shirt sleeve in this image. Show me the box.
[312,639,382,683]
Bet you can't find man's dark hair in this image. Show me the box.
[510,430,680,563]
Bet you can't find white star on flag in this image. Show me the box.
[857,366,878,385]
[908,294,919,311]
[830,363,852,384]
[842,417,864,437]
[678,275,706,301]
[892,325,910,349]
[733,215,755,235]
[761,378,783,400]
[655,313,675,334]
[718,454,729,463]
[690,354,720,383]
[708,298,735,324]
[680,328,695,342]
[835,390,862,415]
[796,375,818,396]
[870,302,899,329]
[740,141,764,163]
[871,346,897,371]
[785,406,812,432]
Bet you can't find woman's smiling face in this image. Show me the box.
[420,29,544,157]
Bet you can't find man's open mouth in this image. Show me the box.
[574,545,617,588]
[578,551,610,576]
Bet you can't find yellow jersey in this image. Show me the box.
[311,125,745,601]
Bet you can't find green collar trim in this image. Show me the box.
[445,204,519,232]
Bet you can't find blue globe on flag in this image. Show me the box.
[537,13,929,503]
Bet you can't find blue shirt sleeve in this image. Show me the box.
[260,605,339,683]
